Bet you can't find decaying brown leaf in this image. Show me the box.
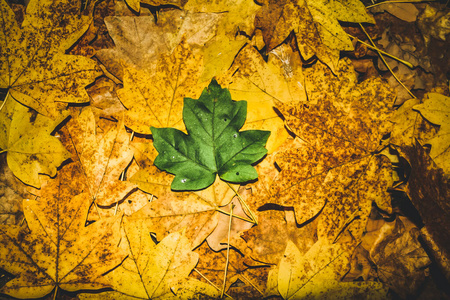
[362,216,431,298]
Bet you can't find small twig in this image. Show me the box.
[359,23,416,100]
[239,274,265,296]
[366,0,432,9]
[226,182,258,225]
[114,201,119,216]
[347,33,414,68]
[221,203,235,298]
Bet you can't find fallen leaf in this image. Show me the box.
[206,194,254,251]
[62,107,135,206]
[0,0,101,118]
[363,216,431,298]
[108,222,217,299]
[417,5,450,46]
[369,3,419,23]
[96,11,220,80]
[0,96,70,188]
[413,92,450,173]
[270,58,395,226]
[0,155,28,225]
[151,79,270,191]
[400,141,450,270]
[117,40,205,134]
[277,239,387,299]
[219,44,307,106]
[231,209,318,265]
[0,193,125,298]
[185,0,260,38]
[255,0,374,71]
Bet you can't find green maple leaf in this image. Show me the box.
[151,79,270,191]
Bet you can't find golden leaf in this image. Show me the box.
[0,0,101,118]
[255,0,374,72]
[107,222,218,299]
[0,193,125,298]
[269,59,395,232]
[413,92,450,173]
[277,239,387,299]
[117,40,206,134]
[0,96,70,188]
[62,107,135,206]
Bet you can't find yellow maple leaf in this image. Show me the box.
[107,220,219,299]
[259,59,395,235]
[97,11,220,80]
[0,95,70,188]
[0,193,126,298]
[0,0,101,118]
[255,0,374,72]
[413,92,450,174]
[62,107,135,206]
[274,239,387,299]
[117,40,206,134]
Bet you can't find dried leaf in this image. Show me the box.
[97,11,220,80]
[0,0,101,118]
[0,96,70,188]
[117,40,205,134]
[369,3,419,22]
[277,239,387,299]
[255,0,374,71]
[63,107,135,206]
[108,222,217,299]
[270,59,395,227]
[0,193,125,298]
[413,92,450,173]
[363,216,431,297]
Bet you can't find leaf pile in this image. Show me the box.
[1,0,449,299]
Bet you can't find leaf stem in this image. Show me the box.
[53,286,58,300]
[194,268,233,299]
[226,182,258,225]
[358,23,416,100]
[216,208,254,223]
[0,90,10,113]
[222,203,234,298]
